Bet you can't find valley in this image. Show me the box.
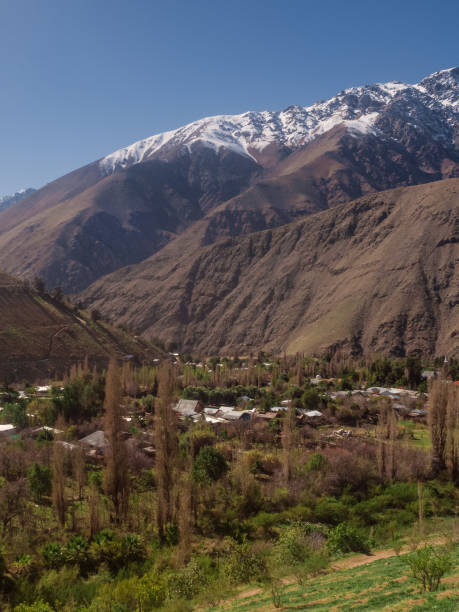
[0,60,458,612]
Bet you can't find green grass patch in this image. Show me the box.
[216,544,459,612]
[398,421,431,449]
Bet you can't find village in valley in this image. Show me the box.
[0,354,445,456]
[0,342,458,611]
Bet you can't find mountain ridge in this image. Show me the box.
[99,67,459,173]
[81,178,459,358]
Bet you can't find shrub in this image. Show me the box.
[90,531,145,573]
[273,523,310,567]
[36,565,80,608]
[14,603,53,612]
[307,453,327,472]
[270,576,283,608]
[247,511,279,537]
[138,572,167,608]
[273,523,329,582]
[122,534,146,564]
[89,575,141,610]
[405,545,452,592]
[313,498,348,525]
[42,543,65,570]
[10,554,37,579]
[64,536,92,574]
[164,522,179,546]
[35,429,53,443]
[90,536,123,573]
[192,446,228,485]
[295,550,329,585]
[87,469,102,489]
[222,539,267,584]
[168,558,206,600]
[327,523,370,555]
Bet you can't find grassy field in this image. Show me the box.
[321,420,432,451]
[213,545,459,612]
[398,421,431,449]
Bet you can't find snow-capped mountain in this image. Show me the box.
[0,67,457,295]
[100,67,459,174]
[0,188,35,212]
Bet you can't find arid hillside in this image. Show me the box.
[82,179,459,358]
[0,149,260,293]
[0,273,163,381]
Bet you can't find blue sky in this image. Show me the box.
[0,0,457,194]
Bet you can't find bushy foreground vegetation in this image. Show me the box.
[0,353,458,610]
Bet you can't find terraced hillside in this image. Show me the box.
[0,272,163,381]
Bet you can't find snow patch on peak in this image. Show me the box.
[377,81,409,96]
[100,129,177,174]
[99,67,458,175]
[344,112,380,136]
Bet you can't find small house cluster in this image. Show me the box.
[173,399,252,424]
[172,398,325,425]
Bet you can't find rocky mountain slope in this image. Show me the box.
[82,179,459,358]
[0,68,457,292]
[0,272,164,381]
[0,188,35,212]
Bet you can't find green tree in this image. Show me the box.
[27,464,51,503]
[2,402,28,428]
[302,388,321,411]
[192,446,228,485]
[52,373,104,422]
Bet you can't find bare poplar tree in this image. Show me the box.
[72,446,86,500]
[52,441,66,526]
[88,481,103,539]
[445,384,459,481]
[154,362,178,542]
[296,352,304,387]
[417,480,425,536]
[103,358,129,523]
[177,456,193,566]
[376,400,397,481]
[282,403,297,482]
[122,362,138,396]
[428,378,449,473]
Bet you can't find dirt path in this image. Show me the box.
[331,535,448,571]
[46,325,69,357]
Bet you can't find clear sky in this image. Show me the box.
[0,0,457,194]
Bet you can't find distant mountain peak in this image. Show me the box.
[0,188,35,211]
[418,67,459,110]
[100,67,458,175]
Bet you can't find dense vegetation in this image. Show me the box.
[0,353,458,610]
